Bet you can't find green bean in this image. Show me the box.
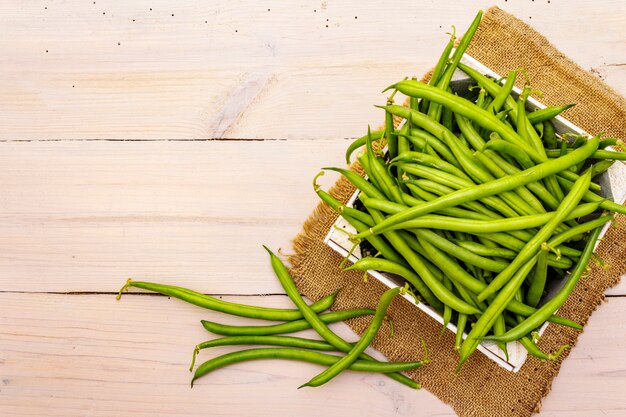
[387,203,599,235]
[410,76,419,112]
[416,234,581,329]
[313,173,374,226]
[391,151,471,180]
[117,279,337,321]
[518,337,570,361]
[264,246,419,389]
[200,309,374,336]
[352,137,598,240]
[301,286,421,388]
[389,79,544,161]
[345,129,385,163]
[190,335,337,371]
[477,169,591,301]
[453,239,517,259]
[421,28,456,113]
[191,348,425,387]
[404,180,505,219]
[385,105,398,160]
[395,162,520,218]
[366,184,584,251]
[472,150,547,213]
[484,137,534,169]
[323,167,386,200]
[365,129,404,204]
[407,129,460,167]
[485,224,604,343]
[487,70,517,114]
[527,104,575,125]
[526,246,549,308]
[542,120,558,149]
[363,201,478,315]
[453,65,600,191]
[441,276,454,333]
[546,148,626,161]
[457,256,538,369]
[556,175,626,215]
[405,103,540,218]
[313,176,409,267]
[427,10,483,121]
[413,228,508,273]
[455,313,468,350]
[590,160,615,178]
[345,257,443,312]
[457,112,560,210]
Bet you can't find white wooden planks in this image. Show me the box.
[1,1,625,416]
[0,139,348,293]
[0,1,624,140]
[1,293,625,416]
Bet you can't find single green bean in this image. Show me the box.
[455,314,468,351]
[117,279,336,321]
[200,309,374,336]
[345,129,385,163]
[427,10,483,121]
[190,335,337,371]
[526,246,549,308]
[391,151,471,180]
[546,148,626,161]
[191,348,425,387]
[421,28,456,113]
[526,104,575,125]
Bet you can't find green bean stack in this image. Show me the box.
[117,247,428,389]
[321,9,624,370]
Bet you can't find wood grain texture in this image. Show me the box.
[1,293,625,417]
[0,1,624,140]
[0,139,623,295]
[0,140,347,293]
[1,1,625,416]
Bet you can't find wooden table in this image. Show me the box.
[1,2,625,416]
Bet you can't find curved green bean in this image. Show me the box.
[201,308,374,336]
[191,348,425,387]
[117,279,337,321]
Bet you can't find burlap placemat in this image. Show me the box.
[289,6,626,417]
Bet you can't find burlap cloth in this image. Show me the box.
[288,6,626,417]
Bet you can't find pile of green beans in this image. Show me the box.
[117,247,428,389]
[320,10,624,370]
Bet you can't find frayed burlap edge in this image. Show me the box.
[289,6,626,417]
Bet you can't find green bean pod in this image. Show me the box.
[117,279,337,321]
[526,104,575,125]
[191,348,425,387]
[200,309,374,336]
